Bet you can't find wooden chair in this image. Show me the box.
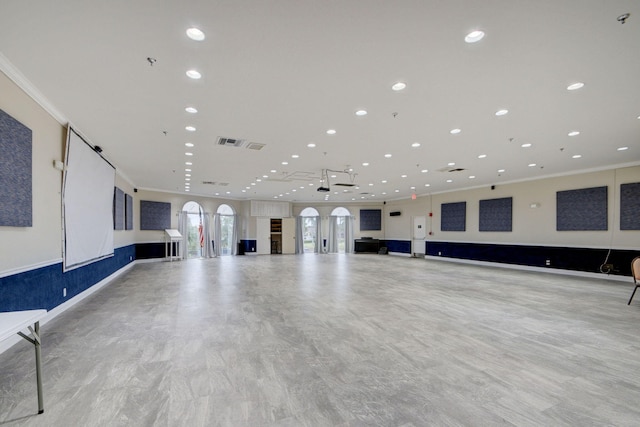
[627,257,640,305]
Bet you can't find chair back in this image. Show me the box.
[632,257,640,284]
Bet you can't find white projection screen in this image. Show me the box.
[62,127,115,271]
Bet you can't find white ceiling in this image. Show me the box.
[1,1,639,203]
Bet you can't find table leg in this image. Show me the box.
[34,321,44,414]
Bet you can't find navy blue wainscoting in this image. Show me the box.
[381,240,412,254]
[240,240,257,254]
[426,241,638,276]
[0,245,135,312]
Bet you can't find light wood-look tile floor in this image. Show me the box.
[2,254,640,426]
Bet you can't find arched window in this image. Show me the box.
[216,204,236,255]
[329,207,352,253]
[182,201,205,258]
[299,207,320,253]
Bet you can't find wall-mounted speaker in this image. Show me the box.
[389,211,401,217]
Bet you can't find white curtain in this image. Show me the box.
[213,214,221,257]
[202,212,214,258]
[177,211,188,259]
[345,216,354,254]
[231,215,239,256]
[327,216,338,253]
[314,216,323,253]
[295,216,305,254]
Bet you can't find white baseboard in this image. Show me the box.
[0,261,137,355]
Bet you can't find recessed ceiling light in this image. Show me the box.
[362,162,369,166]
[263,175,268,178]
[411,142,421,148]
[185,161,192,165]
[521,143,532,148]
[185,107,198,114]
[618,146,629,151]
[242,190,246,193]
[448,162,456,166]
[185,126,196,132]
[251,183,256,186]
[292,189,296,192]
[185,174,191,177]
[450,128,461,134]
[495,109,509,116]
[465,30,485,43]
[185,152,193,156]
[281,161,288,165]
[567,82,584,91]
[424,184,430,187]
[446,179,453,183]
[528,163,537,167]
[215,193,219,196]
[421,169,428,173]
[300,186,305,189]
[185,168,191,172]
[395,189,400,192]
[572,154,582,159]
[468,176,475,179]
[497,169,505,173]
[478,154,487,158]
[391,82,407,91]
[308,183,314,186]
[410,186,416,190]
[384,154,392,158]
[185,189,190,192]
[226,191,231,194]
[186,70,201,79]
[246,186,250,190]
[330,175,337,178]
[291,154,299,158]
[256,179,262,182]
[307,143,316,148]
[326,129,336,135]
[186,28,205,41]
[401,174,407,178]
[355,110,368,116]
[568,131,580,137]
[271,169,277,173]
[185,142,194,147]
[381,180,387,183]
[185,178,191,181]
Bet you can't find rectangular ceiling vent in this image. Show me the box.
[246,142,266,150]
[217,137,245,148]
[202,181,229,186]
[334,183,356,187]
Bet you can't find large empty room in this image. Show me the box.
[1,1,640,426]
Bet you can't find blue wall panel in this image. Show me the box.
[140,200,171,230]
[125,193,134,230]
[556,186,608,231]
[0,245,135,312]
[382,240,411,254]
[360,209,382,231]
[441,201,466,231]
[113,187,125,230]
[0,109,32,227]
[620,182,640,230]
[479,197,512,232]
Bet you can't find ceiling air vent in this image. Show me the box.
[437,167,466,173]
[202,181,217,185]
[246,142,266,150]
[202,181,229,186]
[217,137,245,148]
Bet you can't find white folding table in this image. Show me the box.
[0,309,47,414]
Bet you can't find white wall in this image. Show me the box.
[382,166,640,250]
[0,70,65,275]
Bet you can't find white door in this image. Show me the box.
[256,217,271,255]
[412,216,426,255]
[281,217,296,254]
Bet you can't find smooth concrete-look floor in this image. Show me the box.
[2,255,640,426]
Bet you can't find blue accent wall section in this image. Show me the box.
[125,193,134,230]
[441,201,466,231]
[113,187,125,230]
[0,245,135,312]
[382,240,411,254]
[0,108,32,227]
[557,186,608,231]
[426,241,636,276]
[360,209,382,231]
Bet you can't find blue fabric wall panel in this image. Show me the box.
[140,200,171,230]
[479,197,512,232]
[113,187,125,230]
[125,193,134,230]
[620,182,640,230]
[241,240,257,253]
[0,245,135,312]
[360,209,382,231]
[441,201,466,231]
[0,109,32,227]
[556,186,608,231]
